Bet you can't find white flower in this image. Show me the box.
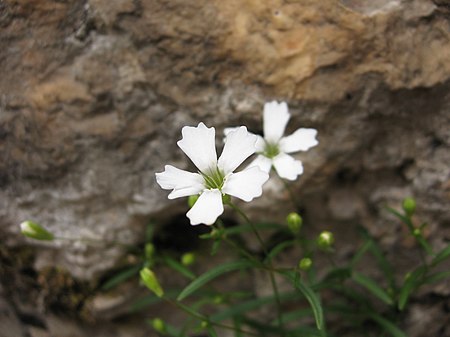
[156,123,269,226]
[225,101,318,181]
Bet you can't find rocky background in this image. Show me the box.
[1,0,450,336]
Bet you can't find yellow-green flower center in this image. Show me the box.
[263,142,280,159]
[202,167,225,190]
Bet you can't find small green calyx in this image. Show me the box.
[202,167,226,190]
[20,221,54,241]
[263,142,280,159]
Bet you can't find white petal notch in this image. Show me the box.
[156,122,270,226]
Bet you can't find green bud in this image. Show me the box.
[200,321,209,329]
[286,212,302,233]
[140,268,164,298]
[188,195,199,208]
[181,252,196,266]
[145,243,155,260]
[299,257,312,270]
[151,318,166,333]
[213,295,225,304]
[20,221,54,241]
[317,231,334,249]
[413,228,421,237]
[402,197,416,216]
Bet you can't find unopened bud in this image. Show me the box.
[299,257,312,270]
[286,212,302,233]
[181,252,196,266]
[140,268,164,298]
[188,195,199,208]
[145,243,155,260]
[20,221,54,241]
[402,197,416,217]
[317,231,334,249]
[413,228,421,237]
[151,318,166,333]
[200,321,209,329]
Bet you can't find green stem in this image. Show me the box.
[227,201,286,336]
[163,297,260,336]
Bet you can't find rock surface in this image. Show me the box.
[1,0,450,335]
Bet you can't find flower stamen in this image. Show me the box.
[201,167,225,190]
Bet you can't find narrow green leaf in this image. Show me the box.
[266,240,295,262]
[210,292,299,322]
[369,313,407,337]
[359,227,395,288]
[177,260,252,301]
[283,271,324,330]
[163,256,196,280]
[352,272,393,305]
[432,243,450,266]
[206,325,219,337]
[294,279,324,330]
[102,264,141,290]
[424,270,450,285]
[386,207,414,230]
[351,240,372,266]
[398,266,426,311]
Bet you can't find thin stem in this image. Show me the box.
[163,297,260,336]
[226,201,286,336]
[278,174,299,210]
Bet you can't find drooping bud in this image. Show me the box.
[140,268,164,298]
[299,257,313,271]
[151,318,166,333]
[181,252,196,266]
[286,212,303,233]
[402,197,416,217]
[20,221,54,241]
[317,231,334,250]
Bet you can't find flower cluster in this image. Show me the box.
[156,101,318,225]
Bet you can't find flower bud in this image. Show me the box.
[181,252,196,266]
[145,243,155,260]
[402,197,416,217]
[286,212,302,233]
[140,268,164,298]
[317,231,334,249]
[20,221,54,241]
[413,228,421,237]
[299,257,312,271]
[151,318,166,333]
[188,195,199,208]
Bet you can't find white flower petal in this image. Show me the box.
[255,135,265,153]
[177,122,217,173]
[222,167,269,202]
[273,153,304,181]
[218,126,257,174]
[186,189,224,225]
[263,101,290,143]
[155,165,205,199]
[279,128,318,154]
[247,155,273,173]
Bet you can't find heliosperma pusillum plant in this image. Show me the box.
[151,101,322,336]
[20,102,450,337]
